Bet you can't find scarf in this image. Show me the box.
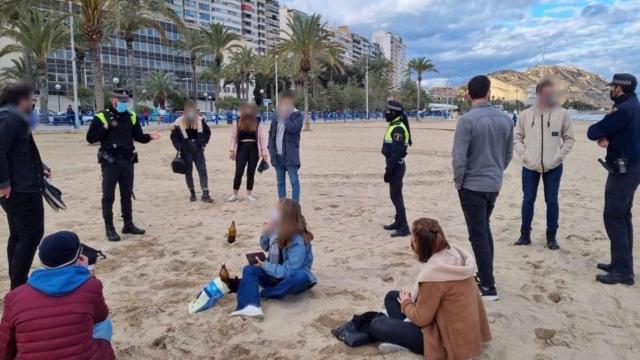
[410,244,476,301]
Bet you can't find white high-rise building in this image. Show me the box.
[373,31,407,89]
[328,26,382,65]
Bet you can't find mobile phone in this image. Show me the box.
[246,252,267,265]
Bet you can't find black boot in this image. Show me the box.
[597,263,612,272]
[105,223,121,242]
[514,228,532,246]
[596,273,635,285]
[546,229,560,250]
[122,221,146,235]
[189,189,197,202]
[383,221,399,231]
[391,224,411,237]
[201,190,213,203]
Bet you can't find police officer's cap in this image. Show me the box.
[111,88,131,102]
[607,73,637,93]
[387,100,404,112]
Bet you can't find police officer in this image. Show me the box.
[86,89,161,242]
[587,73,640,285]
[382,100,412,237]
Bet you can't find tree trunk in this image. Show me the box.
[89,41,105,110]
[235,82,241,99]
[303,72,311,131]
[417,74,421,118]
[126,37,136,105]
[37,63,48,123]
[191,59,198,100]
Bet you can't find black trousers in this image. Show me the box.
[234,142,259,191]
[368,290,424,354]
[184,148,209,192]
[604,161,640,277]
[458,188,499,289]
[388,161,407,226]
[1,192,44,289]
[101,159,134,225]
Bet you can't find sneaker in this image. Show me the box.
[247,195,257,202]
[229,305,264,320]
[479,285,499,301]
[226,194,238,202]
[378,343,410,354]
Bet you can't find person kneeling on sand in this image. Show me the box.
[230,199,316,320]
[368,218,491,358]
[0,231,115,359]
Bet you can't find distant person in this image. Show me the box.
[230,199,316,319]
[0,231,115,359]
[65,104,75,125]
[382,100,412,237]
[268,90,303,202]
[587,73,640,286]
[170,101,213,203]
[150,104,160,125]
[367,218,491,357]
[452,75,513,300]
[514,80,575,249]
[0,83,50,289]
[228,104,269,202]
[512,111,517,127]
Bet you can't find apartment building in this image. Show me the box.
[373,31,407,89]
[328,26,382,65]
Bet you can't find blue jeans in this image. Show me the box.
[236,265,314,310]
[275,155,300,201]
[521,165,563,231]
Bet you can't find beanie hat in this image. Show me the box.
[38,231,82,269]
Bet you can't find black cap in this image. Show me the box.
[607,73,637,93]
[38,231,82,269]
[386,100,404,112]
[111,88,131,102]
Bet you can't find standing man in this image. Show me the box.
[514,80,575,250]
[86,89,161,242]
[382,100,412,237]
[0,83,50,289]
[452,75,513,300]
[587,73,640,286]
[268,90,303,202]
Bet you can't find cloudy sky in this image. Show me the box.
[285,0,640,86]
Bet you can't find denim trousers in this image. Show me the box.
[521,165,563,230]
[367,290,424,354]
[274,155,300,201]
[235,265,314,310]
[184,148,209,192]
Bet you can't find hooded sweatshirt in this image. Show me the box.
[402,244,491,360]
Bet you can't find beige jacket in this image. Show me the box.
[514,105,575,173]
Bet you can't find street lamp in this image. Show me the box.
[260,89,270,123]
[112,77,119,87]
[54,84,62,112]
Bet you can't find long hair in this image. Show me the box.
[238,103,258,131]
[411,218,449,263]
[277,199,313,249]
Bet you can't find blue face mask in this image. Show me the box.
[115,101,128,113]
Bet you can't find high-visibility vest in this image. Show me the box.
[95,110,137,126]
[384,118,409,144]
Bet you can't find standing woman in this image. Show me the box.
[170,101,213,203]
[228,104,268,202]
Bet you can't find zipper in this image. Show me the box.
[540,114,545,173]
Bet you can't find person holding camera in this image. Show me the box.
[86,89,161,242]
[587,73,640,286]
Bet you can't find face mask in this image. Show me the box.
[385,111,397,123]
[115,101,128,113]
[610,90,620,101]
[185,112,196,121]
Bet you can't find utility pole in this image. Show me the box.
[365,54,369,120]
[69,1,80,128]
[275,54,279,108]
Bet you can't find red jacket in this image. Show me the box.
[0,266,115,360]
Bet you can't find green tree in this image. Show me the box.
[228,46,255,101]
[67,85,94,111]
[396,79,419,111]
[174,27,204,100]
[144,70,183,109]
[216,96,243,110]
[407,57,437,111]
[0,57,36,83]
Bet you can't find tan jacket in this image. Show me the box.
[403,245,491,360]
[514,105,575,173]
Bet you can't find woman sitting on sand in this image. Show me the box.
[230,199,316,320]
[368,218,491,358]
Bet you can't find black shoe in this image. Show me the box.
[201,190,213,203]
[595,273,635,285]
[390,225,410,237]
[105,225,121,242]
[122,222,146,235]
[189,189,197,202]
[546,229,560,250]
[383,222,399,231]
[597,263,612,272]
[514,229,532,246]
[478,285,499,301]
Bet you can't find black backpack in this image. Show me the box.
[332,312,386,347]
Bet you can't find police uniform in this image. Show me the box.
[86,90,152,241]
[382,101,411,237]
[587,73,640,285]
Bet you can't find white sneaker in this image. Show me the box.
[247,195,257,202]
[378,343,410,354]
[229,305,264,320]
[226,194,238,202]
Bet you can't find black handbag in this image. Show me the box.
[171,150,187,174]
[331,312,386,347]
[257,159,270,173]
[81,243,106,265]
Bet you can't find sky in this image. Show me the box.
[284,0,640,86]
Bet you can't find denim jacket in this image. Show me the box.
[261,233,316,284]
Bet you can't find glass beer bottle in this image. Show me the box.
[227,221,236,244]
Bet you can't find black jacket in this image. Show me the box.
[382,119,409,175]
[170,119,211,152]
[86,107,151,155]
[0,108,46,193]
[588,93,640,164]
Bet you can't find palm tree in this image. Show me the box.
[0,57,36,83]
[75,0,117,110]
[144,70,183,109]
[407,57,437,113]
[228,46,255,101]
[174,27,204,100]
[0,9,68,121]
[277,13,342,130]
[196,23,241,102]
[199,62,225,106]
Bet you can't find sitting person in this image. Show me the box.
[0,231,115,360]
[230,199,316,319]
[368,218,491,358]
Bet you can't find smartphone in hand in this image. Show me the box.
[246,252,267,265]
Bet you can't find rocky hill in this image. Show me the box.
[489,65,610,109]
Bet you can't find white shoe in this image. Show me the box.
[226,194,238,202]
[229,305,264,320]
[378,343,410,354]
[247,195,257,202]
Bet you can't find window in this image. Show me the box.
[199,13,210,21]
[185,0,196,6]
[184,9,196,17]
[198,2,209,11]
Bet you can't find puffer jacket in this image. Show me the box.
[0,265,115,360]
[514,105,575,173]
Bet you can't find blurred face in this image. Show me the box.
[16,95,34,113]
[538,85,557,107]
[277,97,294,116]
[609,85,624,100]
[184,106,198,121]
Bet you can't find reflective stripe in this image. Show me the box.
[95,111,137,125]
[384,119,409,144]
[96,112,108,125]
[129,111,137,125]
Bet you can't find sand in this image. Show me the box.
[1,120,639,360]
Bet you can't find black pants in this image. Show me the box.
[388,161,407,226]
[234,142,259,191]
[458,188,499,289]
[1,192,44,289]
[101,159,134,225]
[184,148,209,192]
[604,161,640,277]
[368,290,424,354]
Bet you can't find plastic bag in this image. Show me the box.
[188,277,230,314]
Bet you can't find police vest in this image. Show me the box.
[96,110,137,126]
[384,119,410,145]
[96,110,138,153]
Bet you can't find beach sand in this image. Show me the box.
[0,120,638,360]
